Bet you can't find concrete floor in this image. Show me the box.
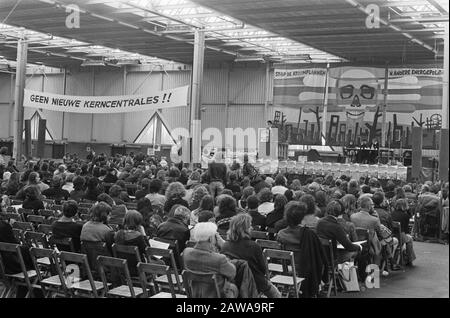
[337,242,449,298]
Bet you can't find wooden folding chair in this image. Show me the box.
[29,247,70,298]
[58,251,107,298]
[0,242,38,298]
[37,224,53,236]
[251,230,269,240]
[96,255,143,298]
[43,217,58,225]
[12,221,34,232]
[137,262,186,298]
[3,213,23,222]
[392,221,404,268]
[17,208,34,222]
[145,247,183,293]
[12,229,24,244]
[27,215,45,228]
[112,244,142,280]
[24,231,49,249]
[38,209,56,218]
[263,248,304,298]
[80,241,111,279]
[182,269,221,298]
[48,236,76,253]
[319,238,339,298]
[255,239,286,273]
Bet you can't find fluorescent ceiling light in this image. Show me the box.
[81,60,106,67]
[234,56,265,62]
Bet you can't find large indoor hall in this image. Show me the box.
[0,0,448,302]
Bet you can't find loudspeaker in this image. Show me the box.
[36,119,46,158]
[24,119,32,159]
[439,129,449,182]
[411,127,422,181]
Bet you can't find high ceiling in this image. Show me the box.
[0,0,448,70]
[192,0,448,64]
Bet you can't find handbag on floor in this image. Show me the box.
[338,262,360,292]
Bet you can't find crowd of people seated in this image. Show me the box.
[0,148,448,298]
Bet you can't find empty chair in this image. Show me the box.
[111,244,142,279]
[263,249,304,298]
[29,247,69,298]
[58,251,106,298]
[97,255,144,298]
[145,247,183,293]
[12,221,34,232]
[17,208,34,222]
[23,231,49,249]
[48,236,75,253]
[251,230,269,240]
[37,224,53,236]
[137,262,186,298]
[0,242,37,298]
[27,215,45,227]
[80,241,111,278]
[319,238,339,298]
[182,269,221,298]
[38,209,56,218]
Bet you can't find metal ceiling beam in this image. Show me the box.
[344,0,437,54]
[35,0,239,61]
[426,0,448,14]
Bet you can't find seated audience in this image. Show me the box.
[22,185,44,213]
[246,195,266,230]
[391,199,416,266]
[257,188,274,216]
[80,202,115,246]
[51,200,83,252]
[156,205,191,252]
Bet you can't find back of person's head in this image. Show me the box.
[192,222,217,242]
[109,185,122,198]
[258,188,273,203]
[421,184,430,193]
[274,194,288,211]
[189,171,200,182]
[168,167,180,179]
[229,171,237,182]
[368,178,379,188]
[149,179,162,194]
[395,198,409,212]
[326,200,343,217]
[173,205,190,224]
[199,195,214,212]
[341,194,356,212]
[87,177,98,189]
[372,191,385,206]
[62,200,78,218]
[197,210,215,223]
[140,178,151,191]
[218,195,236,215]
[165,181,186,199]
[228,213,252,242]
[97,193,114,206]
[241,186,255,200]
[314,190,327,207]
[284,190,293,201]
[275,174,286,186]
[192,185,209,205]
[358,196,373,210]
[123,210,143,231]
[25,185,39,200]
[246,195,259,210]
[90,202,112,223]
[28,172,39,184]
[299,194,316,215]
[136,197,152,213]
[284,201,307,227]
[51,175,63,188]
[361,184,371,194]
[221,189,234,197]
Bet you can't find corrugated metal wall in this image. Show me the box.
[0,73,12,138]
[0,64,272,144]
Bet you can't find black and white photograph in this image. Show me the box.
[0,0,448,303]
